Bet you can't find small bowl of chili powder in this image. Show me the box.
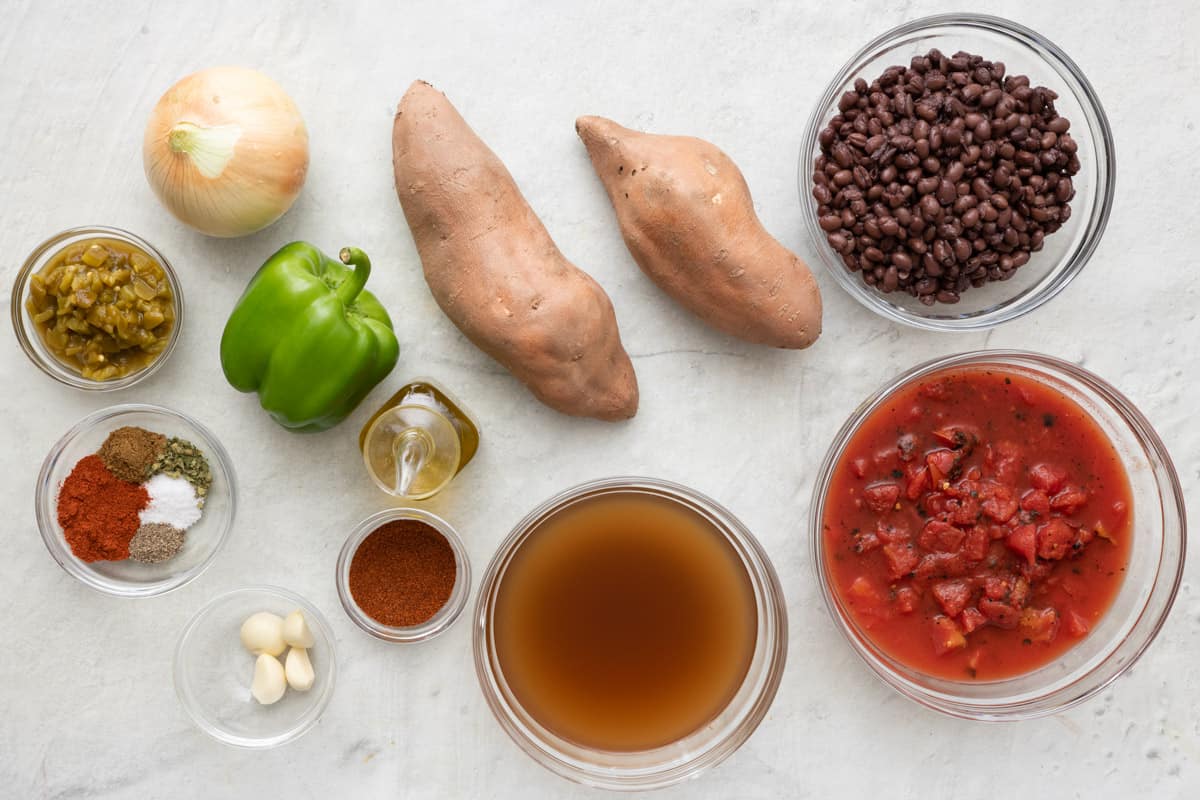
[336,508,470,643]
[811,350,1185,719]
[35,403,237,597]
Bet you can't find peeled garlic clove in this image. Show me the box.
[240,611,286,656]
[281,609,315,649]
[285,647,315,692]
[251,653,287,705]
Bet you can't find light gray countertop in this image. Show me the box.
[1,1,1197,797]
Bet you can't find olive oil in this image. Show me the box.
[359,380,479,499]
[492,491,758,752]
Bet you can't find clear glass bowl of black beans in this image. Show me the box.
[800,14,1114,330]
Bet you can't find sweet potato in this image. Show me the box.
[393,82,638,420]
[576,116,822,349]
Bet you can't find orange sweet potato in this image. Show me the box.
[577,116,822,349]
[393,83,638,420]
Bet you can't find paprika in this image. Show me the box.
[57,454,149,562]
[348,519,456,627]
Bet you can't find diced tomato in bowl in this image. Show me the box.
[820,364,1134,684]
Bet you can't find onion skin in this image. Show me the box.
[143,66,309,238]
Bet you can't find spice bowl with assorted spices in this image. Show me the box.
[799,14,1115,330]
[335,508,471,643]
[174,586,337,749]
[35,403,236,597]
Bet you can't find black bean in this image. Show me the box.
[820,214,843,232]
[938,180,957,205]
[811,47,1078,306]
[853,165,871,189]
[1060,178,1080,203]
[920,194,941,219]
[882,266,899,291]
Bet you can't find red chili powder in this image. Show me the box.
[348,519,457,627]
[57,454,149,562]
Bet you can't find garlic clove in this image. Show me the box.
[285,647,315,692]
[240,611,286,657]
[251,653,287,705]
[281,609,315,649]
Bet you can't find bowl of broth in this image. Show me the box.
[473,477,787,790]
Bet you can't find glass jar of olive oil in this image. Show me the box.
[359,380,479,500]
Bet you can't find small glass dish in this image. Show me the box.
[35,403,236,597]
[11,225,184,390]
[174,585,337,749]
[798,14,1115,330]
[335,507,471,643]
[474,477,788,790]
[810,351,1185,720]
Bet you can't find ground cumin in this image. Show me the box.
[348,519,456,627]
[98,426,166,483]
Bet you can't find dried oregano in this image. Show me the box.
[149,436,212,501]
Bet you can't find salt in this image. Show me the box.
[140,473,202,530]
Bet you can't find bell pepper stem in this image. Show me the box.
[337,247,371,305]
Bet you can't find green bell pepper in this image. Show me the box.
[220,242,400,432]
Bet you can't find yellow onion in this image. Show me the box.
[143,66,309,237]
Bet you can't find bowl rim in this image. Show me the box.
[472,475,788,790]
[797,12,1117,331]
[11,225,185,391]
[335,506,472,643]
[173,584,338,749]
[808,349,1186,719]
[35,402,237,598]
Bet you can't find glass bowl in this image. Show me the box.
[335,507,471,643]
[798,14,1115,330]
[809,351,1185,720]
[474,477,788,790]
[11,225,184,390]
[174,585,337,749]
[35,403,236,597]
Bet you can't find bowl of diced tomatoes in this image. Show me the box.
[809,350,1185,720]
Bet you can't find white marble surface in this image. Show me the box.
[2,0,1197,797]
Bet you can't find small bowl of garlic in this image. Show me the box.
[174,585,337,749]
